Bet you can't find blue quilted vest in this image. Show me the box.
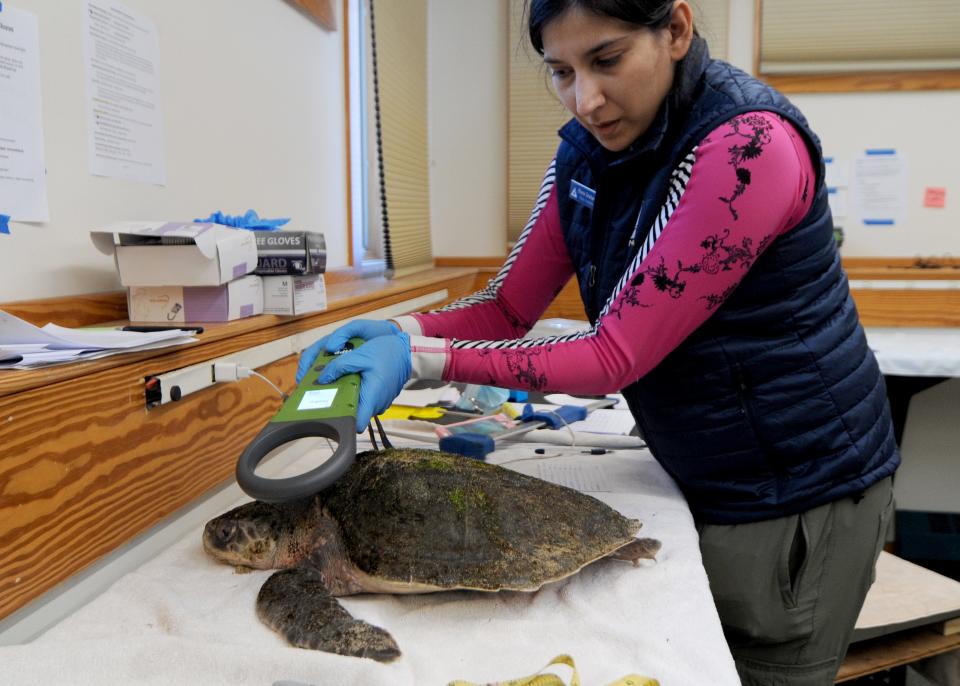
[554,38,899,524]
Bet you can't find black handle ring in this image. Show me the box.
[235,417,357,502]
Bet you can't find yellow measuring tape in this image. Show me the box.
[378,404,447,420]
[447,654,659,686]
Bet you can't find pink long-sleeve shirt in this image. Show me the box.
[394,112,816,395]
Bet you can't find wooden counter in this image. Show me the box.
[0,267,476,622]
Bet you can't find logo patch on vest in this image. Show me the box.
[569,179,596,209]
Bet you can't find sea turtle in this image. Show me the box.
[203,447,660,662]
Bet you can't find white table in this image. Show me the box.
[865,328,960,378]
[862,328,960,448]
[0,437,739,686]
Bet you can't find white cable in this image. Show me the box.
[498,453,565,466]
[535,408,577,447]
[249,370,288,400]
[212,362,287,400]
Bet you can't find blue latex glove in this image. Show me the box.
[317,333,412,432]
[296,319,400,383]
[194,209,290,230]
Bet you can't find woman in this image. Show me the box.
[300,2,898,683]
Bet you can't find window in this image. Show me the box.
[756,0,960,92]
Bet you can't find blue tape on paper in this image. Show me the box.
[863,219,895,226]
[0,214,10,235]
[865,149,897,156]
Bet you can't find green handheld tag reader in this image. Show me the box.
[235,338,364,502]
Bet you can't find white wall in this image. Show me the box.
[791,91,960,257]
[2,0,348,303]
[427,0,508,257]
[725,0,959,258]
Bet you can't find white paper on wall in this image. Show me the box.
[853,149,908,227]
[0,4,50,222]
[83,0,166,185]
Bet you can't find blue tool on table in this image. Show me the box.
[438,399,613,460]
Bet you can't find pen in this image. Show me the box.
[121,325,204,334]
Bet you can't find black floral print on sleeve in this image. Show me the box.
[698,228,757,273]
[695,230,765,308]
[608,272,653,320]
[701,283,738,311]
[502,306,532,334]
[625,228,764,311]
[644,255,702,299]
[718,113,773,221]
[478,347,550,391]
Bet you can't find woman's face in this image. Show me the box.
[541,3,692,152]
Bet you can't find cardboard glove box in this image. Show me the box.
[252,230,326,275]
[127,275,264,323]
[91,222,258,287]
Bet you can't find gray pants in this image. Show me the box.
[698,476,894,686]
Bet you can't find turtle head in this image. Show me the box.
[203,499,315,569]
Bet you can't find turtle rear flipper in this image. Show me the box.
[257,567,401,662]
[606,537,662,565]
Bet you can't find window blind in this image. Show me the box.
[507,0,570,244]
[695,0,729,62]
[760,0,960,73]
[371,0,432,275]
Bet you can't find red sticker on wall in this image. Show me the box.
[923,187,946,208]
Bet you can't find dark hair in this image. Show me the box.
[527,1,676,55]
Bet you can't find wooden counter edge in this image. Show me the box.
[0,266,478,399]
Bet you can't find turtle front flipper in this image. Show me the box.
[256,567,401,662]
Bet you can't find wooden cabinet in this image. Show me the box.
[0,268,476,622]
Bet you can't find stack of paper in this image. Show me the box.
[0,309,196,369]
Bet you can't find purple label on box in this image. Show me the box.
[240,304,254,318]
[183,286,229,321]
[232,263,248,279]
